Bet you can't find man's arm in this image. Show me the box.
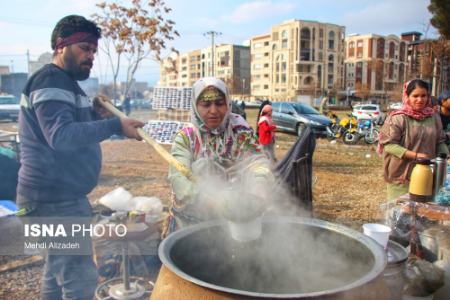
[35,100,122,151]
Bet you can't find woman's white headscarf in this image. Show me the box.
[183,77,257,162]
[191,77,232,135]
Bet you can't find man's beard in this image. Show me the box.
[64,53,92,81]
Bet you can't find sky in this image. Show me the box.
[0,0,437,86]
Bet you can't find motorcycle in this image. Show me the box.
[340,114,359,144]
[325,112,359,144]
[358,118,380,144]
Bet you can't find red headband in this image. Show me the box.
[55,32,98,49]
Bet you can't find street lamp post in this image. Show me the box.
[204,31,222,77]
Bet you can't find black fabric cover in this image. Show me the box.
[274,126,316,211]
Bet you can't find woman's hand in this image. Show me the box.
[416,152,429,160]
[405,150,429,160]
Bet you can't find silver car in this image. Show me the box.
[352,104,385,123]
[271,101,332,137]
[0,95,20,122]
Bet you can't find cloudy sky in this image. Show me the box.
[0,0,437,85]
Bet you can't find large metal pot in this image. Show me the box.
[155,217,388,299]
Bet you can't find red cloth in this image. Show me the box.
[258,121,276,145]
[55,32,99,49]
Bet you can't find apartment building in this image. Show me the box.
[401,32,449,96]
[344,34,408,100]
[250,19,346,100]
[159,44,250,95]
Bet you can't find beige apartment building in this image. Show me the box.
[250,19,346,100]
[344,34,408,101]
[159,44,250,95]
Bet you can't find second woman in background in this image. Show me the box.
[257,104,277,163]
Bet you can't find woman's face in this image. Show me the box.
[196,93,228,129]
[262,106,272,117]
[408,86,429,112]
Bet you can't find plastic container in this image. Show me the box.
[362,223,392,249]
[227,217,262,242]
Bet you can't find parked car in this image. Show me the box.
[388,102,403,110]
[352,104,385,123]
[131,99,152,110]
[271,101,331,137]
[231,101,247,120]
[0,95,20,122]
[244,99,263,108]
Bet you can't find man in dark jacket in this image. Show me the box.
[17,15,144,300]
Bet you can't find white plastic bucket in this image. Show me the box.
[362,223,391,248]
[227,217,262,242]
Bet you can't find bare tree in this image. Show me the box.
[355,82,371,101]
[92,0,179,103]
[430,38,450,95]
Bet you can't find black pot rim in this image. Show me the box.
[158,216,387,299]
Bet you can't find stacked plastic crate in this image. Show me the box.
[142,120,188,145]
[147,87,192,144]
[152,87,192,110]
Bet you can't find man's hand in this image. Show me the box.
[93,95,114,119]
[120,117,145,141]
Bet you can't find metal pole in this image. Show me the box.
[123,241,130,290]
[211,33,215,76]
[204,31,222,77]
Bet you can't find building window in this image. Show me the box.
[389,62,394,79]
[281,30,288,49]
[389,42,395,59]
[328,74,333,85]
[328,31,335,49]
[253,42,263,49]
[376,38,385,59]
[348,41,355,57]
[300,27,311,61]
[264,85,269,89]
[328,54,334,73]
